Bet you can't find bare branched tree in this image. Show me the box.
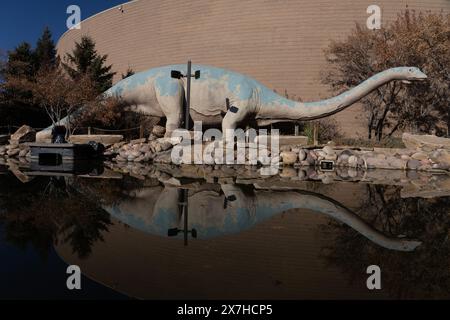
[323,10,450,140]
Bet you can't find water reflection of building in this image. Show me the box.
[56,0,450,137]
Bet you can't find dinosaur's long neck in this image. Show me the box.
[258,69,398,123]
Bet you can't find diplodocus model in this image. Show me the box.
[37,65,427,139]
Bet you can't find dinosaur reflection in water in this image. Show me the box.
[103,182,421,252]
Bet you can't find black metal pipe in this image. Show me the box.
[185,61,192,130]
[183,189,189,246]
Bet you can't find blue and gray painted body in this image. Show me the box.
[36,64,426,140]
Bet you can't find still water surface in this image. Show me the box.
[1,163,450,299]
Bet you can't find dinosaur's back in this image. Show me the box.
[107,64,269,119]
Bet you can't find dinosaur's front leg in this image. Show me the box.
[155,81,184,138]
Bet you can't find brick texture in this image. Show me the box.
[57,0,450,137]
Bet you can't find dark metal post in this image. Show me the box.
[185,61,192,130]
[183,189,189,246]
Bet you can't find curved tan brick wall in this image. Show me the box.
[57,0,450,137]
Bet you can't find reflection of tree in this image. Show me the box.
[320,185,450,299]
[0,175,112,260]
[70,175,148,206]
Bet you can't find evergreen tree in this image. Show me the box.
[121,67,135,79]
[5,42,35,78]
[63,36,115,93]
[35,27,56,70]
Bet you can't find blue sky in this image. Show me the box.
[0,0,127,52]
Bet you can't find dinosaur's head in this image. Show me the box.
[396,67,428,84]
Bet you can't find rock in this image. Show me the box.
[7,148,20,157]
[348,155,358,167]
[298,149,307,161]
[152,125,166,138]
[400,154,410,160]
[411,152,428,161]
[402,133,450,152]
[153,150,172,164]
[432,163,441,169]
[325,153,337,161]
[280,151,298,165]
[7,141,19,148]
[305,152,316,165]
[280,145,292,152]
[407,159,421,170]
[154,143,163,153]
[388,157,406,169]
[18,149,28,158]
[159,141,173,152]
[115,155,127,162]
[323,145,334,155]
[130,151,142,158]
[10,125,36,143]
[130,138,146,145]
[315,150,326,159]
[134,155,145,163]
[157,136,182,146]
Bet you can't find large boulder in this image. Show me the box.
[152,125,166,138]
[280,151,298,165]
[10,125,36,143]
[402,133,450,152]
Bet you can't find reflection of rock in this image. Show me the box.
[403,133,450,152]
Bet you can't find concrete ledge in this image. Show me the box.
[255,135,308,146]
[68,135,124,146]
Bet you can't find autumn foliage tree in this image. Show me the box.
[30,65,100,126]
[323,9,450,140]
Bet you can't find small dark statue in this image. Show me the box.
[51,125,67,144]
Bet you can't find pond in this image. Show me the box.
[1,162,450,300]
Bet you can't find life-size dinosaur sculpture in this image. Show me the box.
[37,64,427,140]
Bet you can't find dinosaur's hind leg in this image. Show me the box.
[222,104,250,142]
